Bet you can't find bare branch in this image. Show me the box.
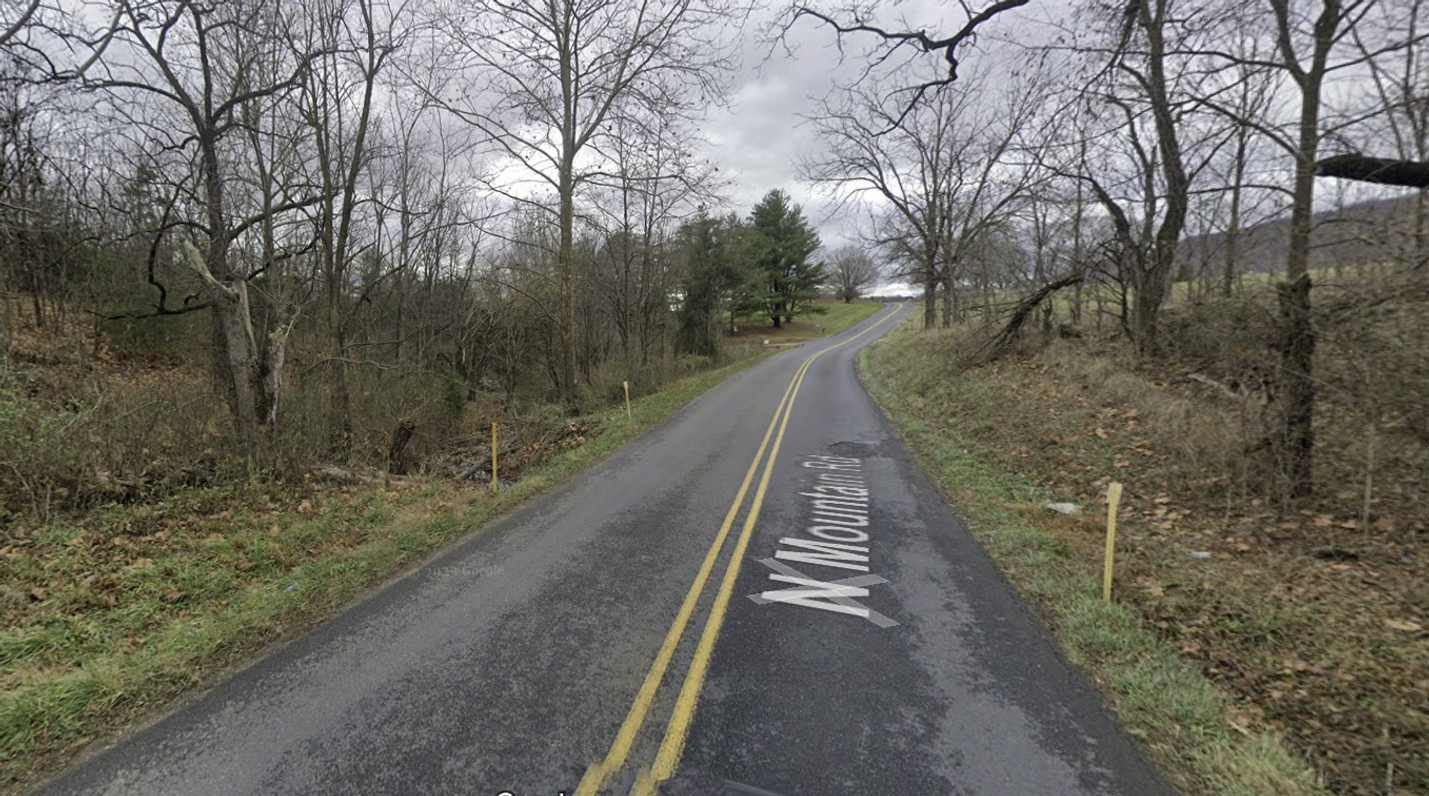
[788,1,1031,131]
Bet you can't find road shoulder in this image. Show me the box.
[857,318,1326,796]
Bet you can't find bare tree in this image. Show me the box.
[1352,0,1429,267]
[1183,0,1428,497]
[73,0,326,462]
[802,83,969,329]
[1023,0,1246,351]
[1206,38,1282,296]
[827,245,878,302]
[587,106,715,385]
[0,54,57,330]
[236,6,322,434]
[299,0,406,459]
[1260,0,1340,498]
[427,0,734,406]
[933,77,1045,327]
[1110,0,1192,355]
[1040,0,1206,353]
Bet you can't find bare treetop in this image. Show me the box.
[0,0,42,50]
[785,0,1032,129]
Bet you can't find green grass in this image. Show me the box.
[858,317,1326,796]
[731,299,883,344]
[1032,264,1371,320]
[0,350,772,794]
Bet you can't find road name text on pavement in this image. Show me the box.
[748,455,899,627]
[580,307,907,796]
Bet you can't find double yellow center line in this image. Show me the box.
[574,304,904,796]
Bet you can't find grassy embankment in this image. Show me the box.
[730,298,883,344]
[861,317,1332,796]
[0,298,895,792]
[0,357,751,792]
[0,320,849,795]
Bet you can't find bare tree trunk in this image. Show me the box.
[1268,0,1339,500]
[1126,0,1189,357]
[558,154,578,406]
[197,139,264,465]
[941,268,953,328]
[1224,129,1249,296]
[1279,89,1322,500]
[922,274,936,330]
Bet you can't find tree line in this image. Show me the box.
[10,0,1419,501]
[795,0,1429,500]
[0,0,840,488]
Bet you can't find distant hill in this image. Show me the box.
[1178,192,1427,278]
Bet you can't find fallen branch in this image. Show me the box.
[1316,153,1429,188]
[1187,373,1241,399]
[312,465,412,487]
[963,271,1084,367]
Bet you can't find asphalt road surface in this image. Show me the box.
[35,304,1178,796]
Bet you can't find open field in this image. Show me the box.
[729,299,883,344]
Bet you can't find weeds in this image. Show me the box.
[866,264,1429,795]
[0,351,771,794]
[860,319,1330,796]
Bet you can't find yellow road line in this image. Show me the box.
[572,345,806,796]
[577,304,904,796]
[631,304,905,796]
[631,353,810,795]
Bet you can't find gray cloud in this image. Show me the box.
[700,2,1040,254]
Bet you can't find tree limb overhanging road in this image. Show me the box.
[34,304,1176,796]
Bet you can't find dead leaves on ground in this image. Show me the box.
[935,350,1428,796]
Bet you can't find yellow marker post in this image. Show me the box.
[1103,482,1123,601]
[491,422,498,494]
[623,380,632,419]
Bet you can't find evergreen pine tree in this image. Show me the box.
[747,190,825,327]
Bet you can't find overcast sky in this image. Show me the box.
[696,19,851,249]
[697,1,1053,262]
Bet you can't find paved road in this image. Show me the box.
[35,304,1177,796]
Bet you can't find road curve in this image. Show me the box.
[34,303,1177,796]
